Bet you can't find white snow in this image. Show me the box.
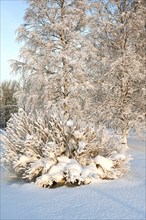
[73,130,83,139]
[65,159,82,174]
[47,163,64,182]
[66,120,74,127]
[57,155,71,164]
[35,174,52,188]
[65,159,82,184]
[81,163,98,184]
[0,135,145,220]
[13,155,33,168]
[111,153,126,160]
[94,155,113,171]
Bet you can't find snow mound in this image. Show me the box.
[81,163,98,184]
[36,174,52,188]
[65,159,82,185]
[94,155,113,171]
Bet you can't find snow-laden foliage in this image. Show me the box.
[10,0,96,122]
[1,109,131,187]
[91,0,145,143]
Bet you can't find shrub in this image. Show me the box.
[1,109,131,187]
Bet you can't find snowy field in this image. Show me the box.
[0,135,145,220]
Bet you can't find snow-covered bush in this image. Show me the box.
[1,109,131,187]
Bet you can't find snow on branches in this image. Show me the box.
[1,109,131,188]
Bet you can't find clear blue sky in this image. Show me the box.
[1,0,27,82]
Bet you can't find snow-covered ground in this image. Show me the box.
[0,135,145,220]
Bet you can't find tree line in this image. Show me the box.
[0,80,20,127]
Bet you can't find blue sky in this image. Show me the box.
[1,0,27,82]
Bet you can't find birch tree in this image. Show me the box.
[11,0,96,120]
[92,0,145,146]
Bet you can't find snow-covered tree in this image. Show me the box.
[11,0,97,120]
[92,0,145,146]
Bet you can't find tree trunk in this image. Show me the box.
[122,128,127,145]
[60,0,69,115]
[120,77,129,151]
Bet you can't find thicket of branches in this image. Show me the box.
[0,80,20,127]
[1,109,131,187]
